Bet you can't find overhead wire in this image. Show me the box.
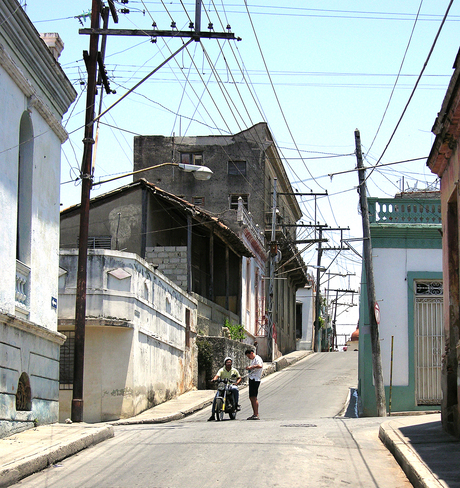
[366,0,425,155]
[366,0,455,180]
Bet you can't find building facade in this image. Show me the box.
[0,1,76,436]
[358,194,442,416]
[133,123,308,356]
[58,250,197,423]
[60,180,253,337]
[427,49,460,437]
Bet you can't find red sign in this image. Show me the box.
[374,302,381,325]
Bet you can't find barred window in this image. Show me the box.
[193,196,205,206]
[77,236,112,249]
[415,281,443,296]
[59,331,75,389]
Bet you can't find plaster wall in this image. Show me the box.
[58,250,198,423]
[0,66,23,314]
[0,0,75,436]
[373,247,442,386]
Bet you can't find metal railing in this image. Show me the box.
[237,197,265,249]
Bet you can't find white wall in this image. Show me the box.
[373,247,442,386]
[0,0,75,435]
[59,250,198,422]
[296,286,314,350]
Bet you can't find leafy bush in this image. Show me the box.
[197,338,213,379]
[224,319,245,341]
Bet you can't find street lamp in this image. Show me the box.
[95,161,213,186]
[71,160,212,422]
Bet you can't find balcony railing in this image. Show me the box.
[237,198,265,249]
[368,197,441,224]
[16,260,30,312]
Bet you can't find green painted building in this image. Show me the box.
[358,193,442,416]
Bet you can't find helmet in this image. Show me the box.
[224,356,232,365]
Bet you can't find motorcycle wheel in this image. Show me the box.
[215,398,224,421]
[229,412,236,420]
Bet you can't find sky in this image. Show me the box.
[23,0,460,339]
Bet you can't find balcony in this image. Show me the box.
[16,260,30,317]
[237,198,265,249]
[368,196,441,225]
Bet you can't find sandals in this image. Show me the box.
[247,414,260,420]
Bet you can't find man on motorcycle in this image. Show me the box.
[207,357,242,421]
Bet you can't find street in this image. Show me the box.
[15,353,411,487]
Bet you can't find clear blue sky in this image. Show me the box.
[24,0,459,333]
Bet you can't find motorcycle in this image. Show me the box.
[214,378,238,421]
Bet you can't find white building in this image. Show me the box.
[296,283,315,351]
[58,250,198,423]
[358,194,443,416]
[0,0,76,436]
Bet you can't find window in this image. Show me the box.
[16,373,32,411]
[193,196,205,206]
[59,331,75,389]
[17,112,34,265]
[79,236,112,249]
[228,160,246,176]
[185,308,191,348]
[230,194,248,210]
[180,153,203,165]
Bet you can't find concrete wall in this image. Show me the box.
[197,336,253,389]
[58,250,198,422]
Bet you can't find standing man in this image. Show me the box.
[208,357,242,421]
[245,349,263,420]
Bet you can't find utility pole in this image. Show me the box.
[314,226,323,352]
[72,0,102,423]
[355,129,386,417]
[266,178,277,362]
[72,0,238,422]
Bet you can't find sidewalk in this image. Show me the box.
[379,413,460,488]
[0,350,311,487]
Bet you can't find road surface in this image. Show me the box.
[16,352,411,487]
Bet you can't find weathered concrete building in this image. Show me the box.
[58,250,197,423]
[427,48,460,437]
[0,1,76,436]
[60,179,253,338]
[133,123,308,356]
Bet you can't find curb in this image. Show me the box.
[274,351,313,372]
[0,425,114,488]
[378,422,448,488]
[111,398,215,426]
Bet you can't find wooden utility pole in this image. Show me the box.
[266,178,278,362]
[72,0,239,422]
[355,129,386,417]
[314,226,323,352]
[72,0,102,423]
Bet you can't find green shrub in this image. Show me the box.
[224,319,245,341]
[197,338,213,379]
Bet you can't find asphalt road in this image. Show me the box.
[15,352,411,487]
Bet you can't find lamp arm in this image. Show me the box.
[95,162,178,186]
